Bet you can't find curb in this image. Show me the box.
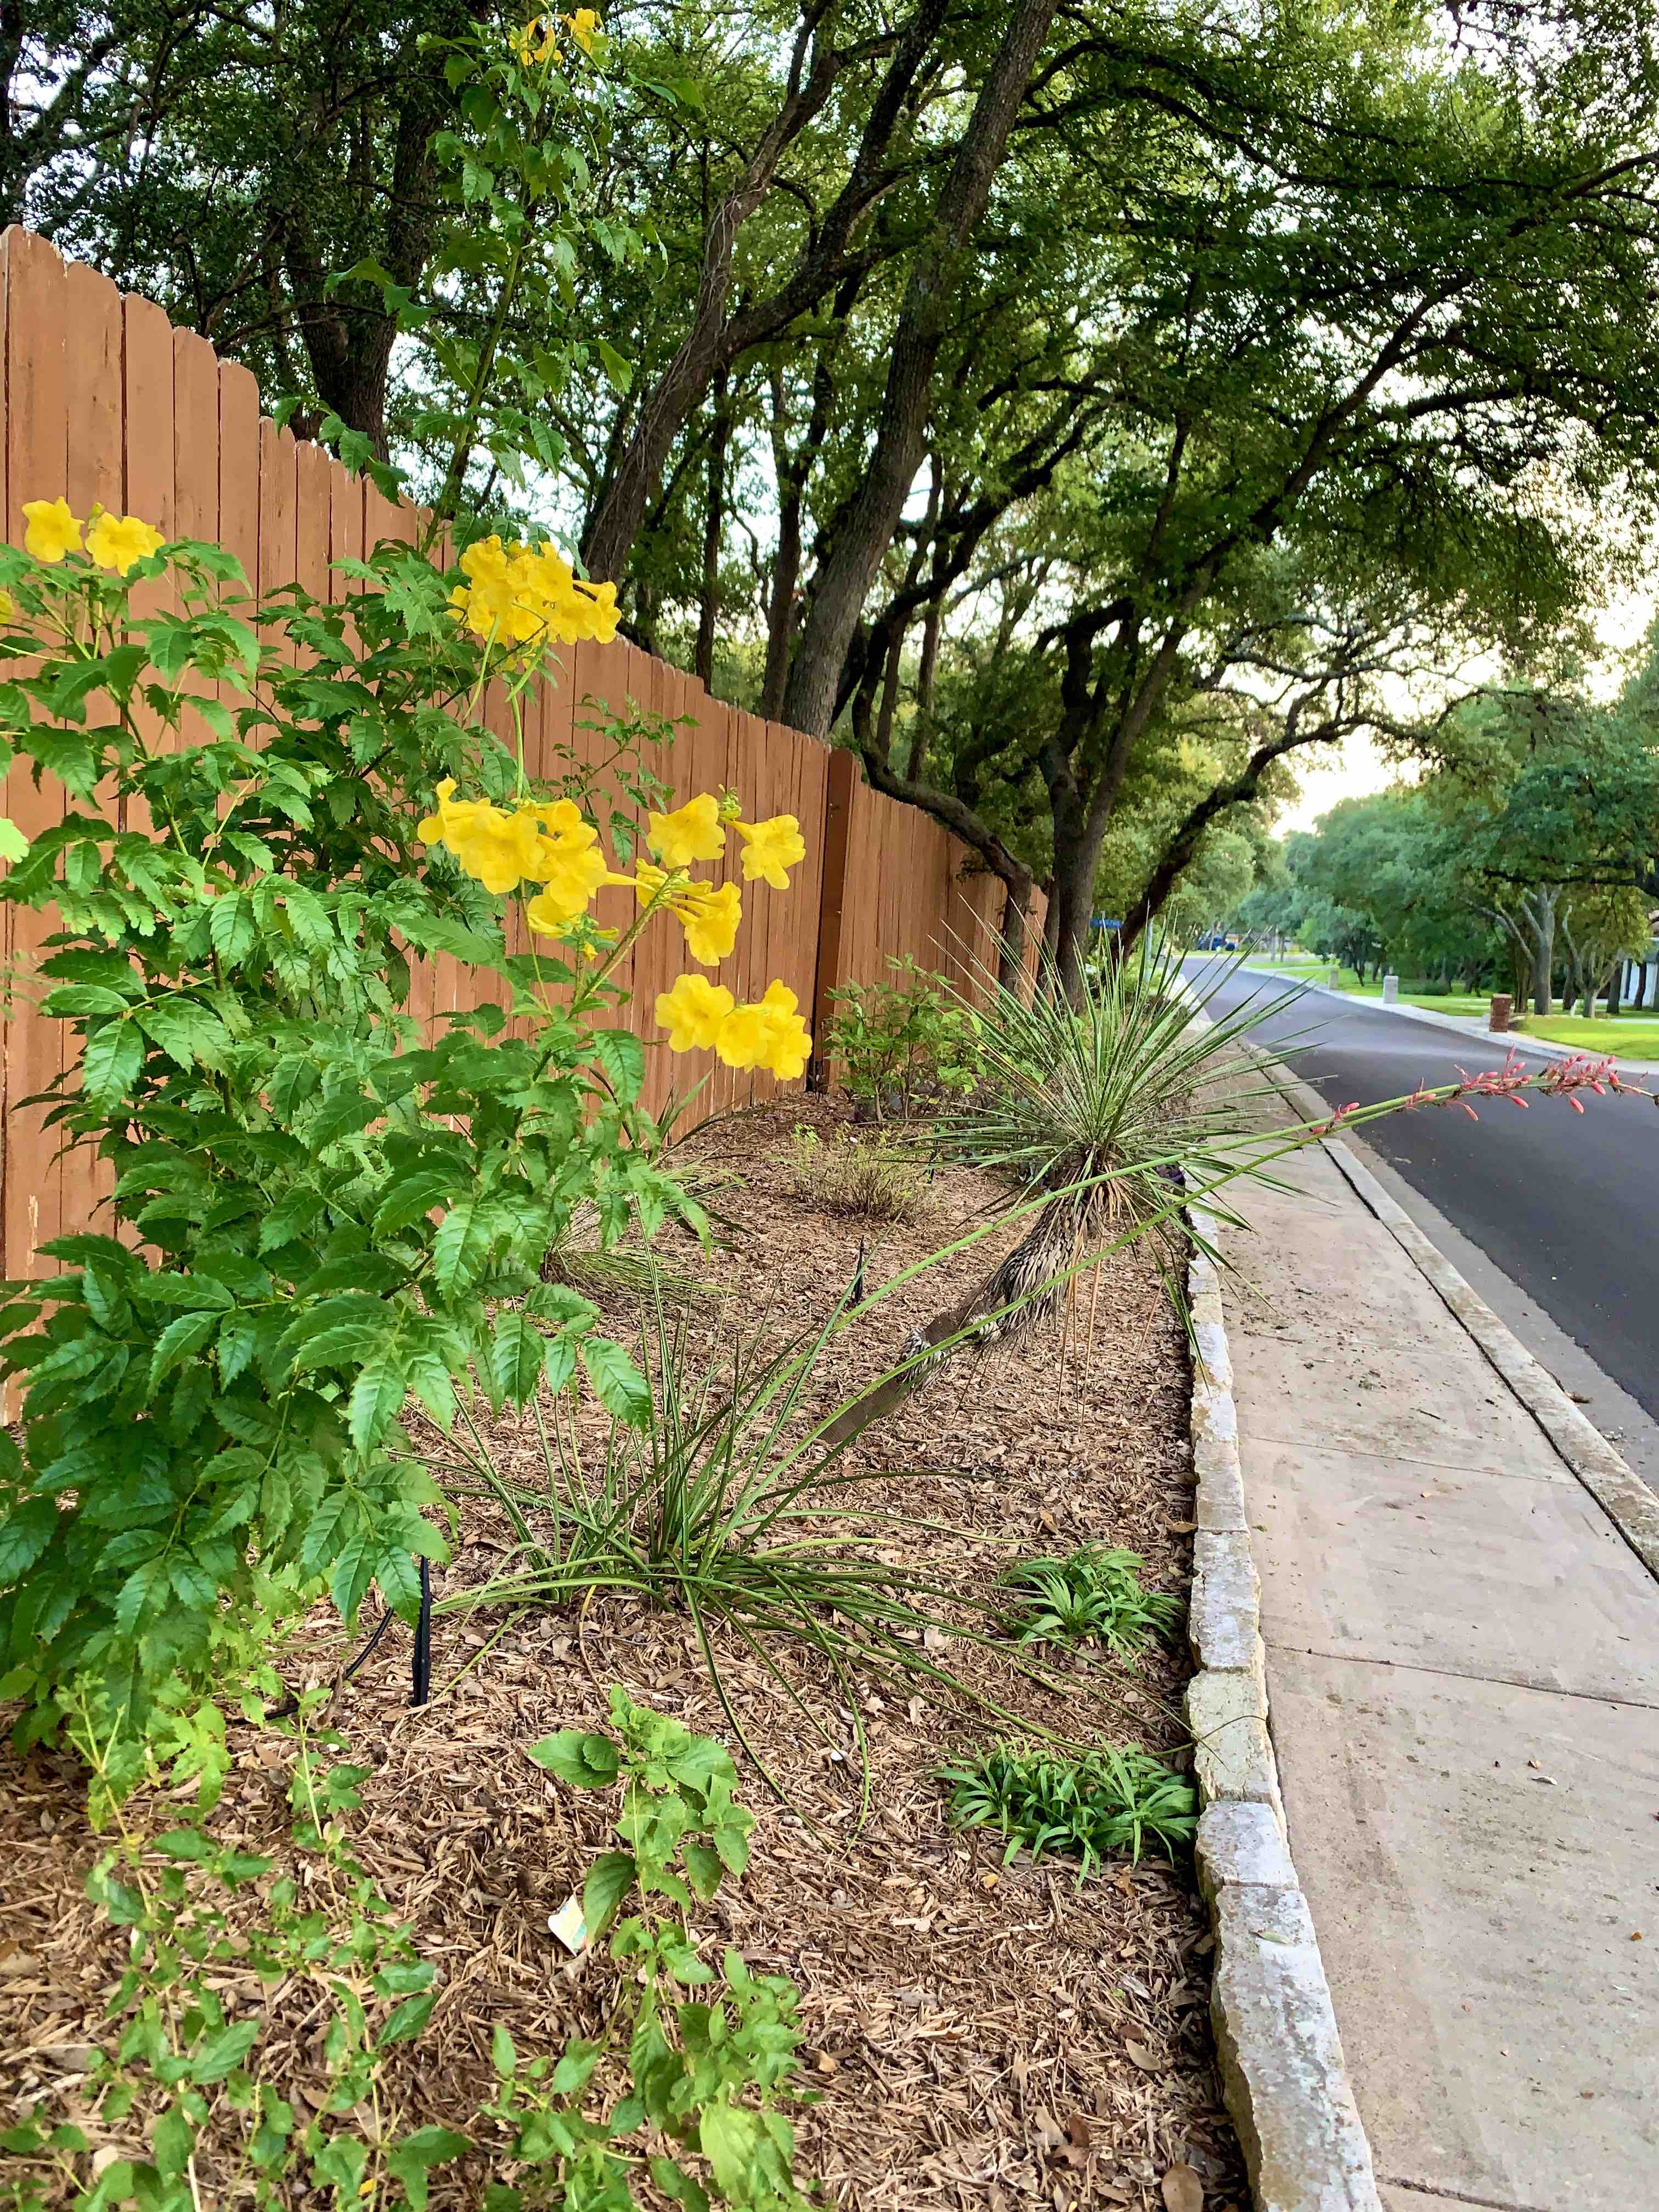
[1184,1211,1383,2212]
[1323,1141,1659,1584]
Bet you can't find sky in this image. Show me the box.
[1276,578,1659,833]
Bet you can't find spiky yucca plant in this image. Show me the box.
[822,944,1299,1436]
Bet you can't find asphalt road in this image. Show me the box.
[1184,957,1659,1424]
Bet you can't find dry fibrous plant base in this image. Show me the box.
[0,1096,1245,2211]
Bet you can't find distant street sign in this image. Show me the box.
[1091,916,1122,931]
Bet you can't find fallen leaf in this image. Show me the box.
[1124,2041,1161,2072]
[1165,1518,1197,1534]
[815,2050,839,2075]
[1161,2163,1204,2212]
[922,1627,950,1654]
[1065,2113,1092,2152]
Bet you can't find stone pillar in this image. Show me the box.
[1489,993,1512,1033]
[1326,967,1340,989]
[1381,973,1399,1005]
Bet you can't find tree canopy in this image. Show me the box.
[15,0,1659,983]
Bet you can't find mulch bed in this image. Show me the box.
[0,1096,1246,2209]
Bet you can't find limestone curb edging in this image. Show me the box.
[1322,1139,1659,1584]
[1184,1208,1383,2212]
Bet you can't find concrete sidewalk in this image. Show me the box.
[1222,1137,1659,2211]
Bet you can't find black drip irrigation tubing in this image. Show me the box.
[247,1553,437,1721]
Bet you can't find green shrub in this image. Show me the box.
[939,1741,1198,1874]
[823,955,982,1119]
[0,525,695,1804]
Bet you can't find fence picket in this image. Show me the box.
[0,227,1043,1268]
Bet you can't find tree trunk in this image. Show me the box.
[582,15,842,585]
[694,371,730,690]
[998,877,1033,992]
[1609,961,1623,1018]
[781,0,1058,737]
[1528,888,1557,1016]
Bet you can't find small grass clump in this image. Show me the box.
[788,1126,931,1223]
[940,1742,1198,1872]
[997,1543,1182,1660]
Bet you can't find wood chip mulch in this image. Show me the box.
[0,1096,1246,2209]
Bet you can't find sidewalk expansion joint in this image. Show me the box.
[1374,2174,1552,2212]
[1262,1639,1659,1714]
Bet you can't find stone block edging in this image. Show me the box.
[1184,1207,1383,2212]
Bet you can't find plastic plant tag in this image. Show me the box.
[548,1895,589,1954]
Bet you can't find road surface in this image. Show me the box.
[1184,958,1659,1427]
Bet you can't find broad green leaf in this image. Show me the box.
[331,1526,377,1626]
[0,1496,57,1583]
[490,1311,543,1405]
[348,1348,409,1453]
[699,2102,761,2201]
[377,1992,436,2048]
[189,2019,260,2082]
[147,1310,219,1395]
[591,1026,645,1105]
[527,1729,620,1789]
[80,1018,144,1106]
[580,1336,650,1426]
[432,1196,492,1296]
[582,1849,636,1938]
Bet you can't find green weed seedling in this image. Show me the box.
[940,1741,1198,1879]
[996,1544,1182,1661]
[3,1691,812,2212]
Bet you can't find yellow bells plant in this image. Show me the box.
[716,981,812,1082]
[420,768,814,1097]
[449,533,620,655]
[21,496,82,563]
[656,973,735,1052]
[86,509,167,574]
[646,793,725,868]
[633,864,742,966]
[733,812,806,889]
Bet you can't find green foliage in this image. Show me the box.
[0,532,690,1796]
[823,957,982,1121]
[498,1688,810,2212]
[939,1741,1197,1877]
[440,1301,1083,1804]
[927,938,1294,1350]
[996,1545,1181,1661]
[3,1690,810,2211]
[787,1127,930,1224]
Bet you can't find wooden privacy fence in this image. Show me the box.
[0,225,1041,1280]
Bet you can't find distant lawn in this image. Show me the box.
[1238,958,1490,1018]
[1525,1017,1659,1059]
[1231,954,1659,1054]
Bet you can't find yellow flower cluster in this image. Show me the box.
[512,8,599,64]
[419,778,814,1080]
[634,863,741,966]
[656,975,811,1082]
[418,780,610,919]
[449,535,619,653]
[645,794,807,888]
[21,498,165,572]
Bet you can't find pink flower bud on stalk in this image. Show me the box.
[1305,1049,1633,1141]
